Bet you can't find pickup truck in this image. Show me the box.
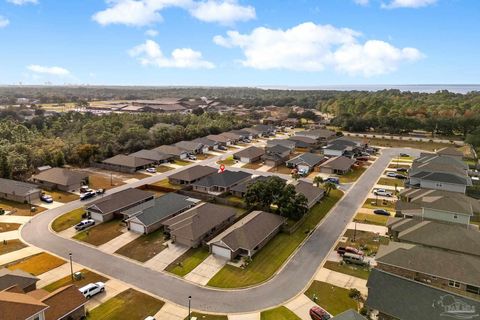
[374,189,393,197]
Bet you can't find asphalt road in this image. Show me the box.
[21,148,417,313]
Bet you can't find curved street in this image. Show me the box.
[21,148,414,313]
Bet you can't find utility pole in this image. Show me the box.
[69,252,74,282]
[188,296,192,320]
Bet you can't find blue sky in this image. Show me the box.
[0,0,479,86]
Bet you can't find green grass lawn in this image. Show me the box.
[377,178,404,188]
[51,208,85,232]
[362,198,396,210]
[43,269,109,292]
[339,167,367,183]
[217,159,236,166]
[339,230,389,256]
[115,229,167,262]
[6,252,65,276]
[156,165,173,173]
[0,222,21,232]
[184,313,228,320]
[261,307,301,320]
[323,261,370,280]
[173,160,192,166]
[87,288,164,320]
[242,162,263,170]
[150,179,183,190]
[0,239,27,256]
[304,281,357,316]
[44,190,79,203]
[165,247,210,277]
[388,163,410,169]
[73,220,124,246]
[268,165,293,174]
[207,189,343,288]
[353,213,389,226]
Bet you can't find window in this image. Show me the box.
[449,280,461,288]
[466,285,480,295]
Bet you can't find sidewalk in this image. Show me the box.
[86,279,130,310]
[0,230,19,241]
[228,312,260,320]
[58,226,77,239]
[315,268,368,295]
[36,261,84,287]
[0,215,31,224]
[153,303,188,320]
[98,230,140,254]
[184,254,226,285]
[284,294,318,320]
[144,241,189,272]
[0,246,42,265]
[347,222,388,235]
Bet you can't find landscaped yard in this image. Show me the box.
[224,195,246,207]
[0,239,27,255]
[156,165,174,173]
[196,154,213,160]
[0,199,46,216]
[268,165,293,174]
[165,247,210,277]
[362,198,396,210]
[73,220,124,246]
[184,313,228,320]
[6,252,65,275]
[353,213,389,226]
[217,158,236,166]
[339,167,367,183]
[150,179,183,190]
[339,230,389,256]
[207,189,344,288]
[377,178,404,188]
[304,281,357,316]
[174,159,192,166]
[242,162,263,170]
[388,163,411,169]
[42,269,109,292]
[0,222,21,232]
[323,261,370,280]
[87,288,164,320]
[44,190,79,203]
[261,307,301,320]
[115,229,167,262]
[88,173,125,189]
[51,208,85,232]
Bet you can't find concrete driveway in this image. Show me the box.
[184,254,227,285]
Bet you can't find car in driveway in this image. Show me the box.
[396,168,408,172]
[217,146,228,151]
[337,246,364,256]
[309,306,331,320]
[74,219,95,231]
[386,172,398,178]
[146,167,156,174]
[374,189,393,197]
[187,154,197,160]
[325,177,340,184]
[400,153,410,157]
[40,194,53,203]
[80,191,96,201]
[395,174,408,180]
[79,282,105,299]
[374,209,390,216]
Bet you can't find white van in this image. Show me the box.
[343,253,366,266]
[79,282,105,299]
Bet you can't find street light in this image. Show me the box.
[188,296,192,320]
[69,252,73,282]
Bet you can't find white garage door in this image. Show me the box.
[129,222,145,234]
[211,245,231,259]
[240,157,250,163]
[298,164,310,173]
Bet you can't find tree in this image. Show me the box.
[323,181,337,196]
[313,176,324,187]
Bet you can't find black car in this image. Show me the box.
[374,209,390,216]
[396,168,408,172]
[395,174,408,180]
[400,153,410,157]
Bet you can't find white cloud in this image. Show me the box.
[27,65,71,76]
[6,0,38,5]
[213,22,423,76]
[0,16,9,28]
[381,0,437,9]
[129,39,214,69]
[93,0,255,26]
[145,29,159,37]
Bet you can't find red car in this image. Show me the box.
[310,306,331,320]
[337,246,365,256]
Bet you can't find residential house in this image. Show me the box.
[247,125,276,137]
[233,146,265,163]
[192,171,251,194]
[262,145,291,167]
[266,139,296,151]
[230,129,253,141]
[192,137,219,152]
[153,145,189,160]
[206,134,233,147]
[396,188,480,225]
[288,136,319,150]
[262,116,282,126]
[295,128,335,142]
[31,168,88,192]
[219,132,241,144]
[168,165,217,185]
[230,176,270,198]
[86,188,155,222]
[331,310,367,320]
[323,138,361,157]
[101,154,155,173]
[162,203,237,248]
[129,149,174,164]
[436,146,464,160]
[0,178,41,204]
[286,153,325,174]
[126,193,197,234]
[207,211,286,260]
[294,181,325,209]
[283,118,300,128]
[174,141,205,154]
[319,156,356,175]
[0,269,38,293]
[242,127,262,138]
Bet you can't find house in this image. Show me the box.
[294,181,325,208]
[168,165,217,185]
[283,118,300,128]
[0,178,41,204]
[288,136,319,150]
[319,156,356,175]
[126,193,197,234]
[233,146,265,163]
[331,310,367,320]
[230,176,271,198]
[436,146,464,160]
[247,125,276,137]
[295,128,335,142]
[129,149,174,164]
[323,138,361,157]
[192,171,252,194]
[86,188,155,222]
[262,116,282,126]
[230,130,253,141]
[286,153,325,174]
[266,139,296,151]
[192,137,219,152]
[31,168,89,192]
[174,141,205,154]
[101,154,155,173]
[0,284,87,320]
[153,145,189,160]
[242,127,262,138]
[162,203,237,248]
[219,132,241,144]
[206,134,233,146]
[207,211,286,260]
[262,145,291,167]
[0,269,38,293]
[396,188,480,225]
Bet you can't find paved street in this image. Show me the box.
[21,147,419,313]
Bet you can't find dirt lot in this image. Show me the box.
[0,199,46,216]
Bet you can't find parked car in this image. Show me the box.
[146,167,156,174]
[40,194,53,203]
[374,189,393,197]
[374,209,390,216]
[80,186,90,193]
[144,317,156,320]
[79,282,105,299]
[395,174,408,180]
[325,177,340,184]
[356,156,370,162]
[80,191,96,201]
[187,154,197,160]
[400,153,410,157]
[309,306,331,320]
[337,246,364,256]
[218,146,227,151]
[396,168,408,172]
[96,188,105,195]
[386,172,398,178]
[243,139,251,143]
[343,252,367,266]
[74,219,95,231]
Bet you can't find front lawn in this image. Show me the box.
[261,307,301,320]
[0,199,46,216]
[150,179,183,190]
[217,159,236,166]
[353,213,389,226]
[73,220,124,246]
[88,173,125,189]
[42,269,109,292]
[207,189,343,288]
[339,230,389,256]
[323,261,370,280]
[44,190,79,203]
[377,178,404,188]
[6,252,65,275]
[173,160,192,166]
[388,163,410,169]
[242,162,263,170]
[0,222,21,232]
[115,229,167,262]
[165,247,210,277]
[87,288,164,320]
[195,154,213,160]
[51,208,85,232]
[184,313,228,320]
[0,239,27,255]
[339,167,367,183]
[362,198,396,210]
[268,165,293,174]
[304,281,357,316]
[156,165,173,173]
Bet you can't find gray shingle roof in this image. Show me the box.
[233,146,265,159]
[192,171,251,188]
[87,188,154,215]
[294,181,325,207]
[169,165,217,183]
[266,139,296,150]
[129,149,173,162]
[331,310,367,320]
[174,141,204,152]
[192,137,218,147]
[410,171,470,185]
[320,156,356,171]
[230,176,270,195]
[153,145,187,156]
[32,168,88,186]
[0,269,39,292]
[102,154,154,168]
[0,178,40,197]
[287,153,324,167]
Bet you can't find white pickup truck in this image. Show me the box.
[374,188,393,197]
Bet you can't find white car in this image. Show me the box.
[79,282,105,299]
[74,219,95,231]
[146,167,156,173]
[386,172,398,178]
[374,189,393,197]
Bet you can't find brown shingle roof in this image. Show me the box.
[0,178,40,198]
[32,168,88,187]
[41,285,86,320]
[233,146,265,159]
[169,165,217,183]
[0,268,39,292]
[0,290,48,320]
[102,154,154,168]
[320,156,355,171]
[87,188,154,215]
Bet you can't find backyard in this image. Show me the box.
[115,229,167,262]
[5,252,65,276]
[165,247,210,277]
[42,269,109,292]
[304,281,357,316]
[51,208,85,232]
[73,220,124,246]
[207,189,343,288]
